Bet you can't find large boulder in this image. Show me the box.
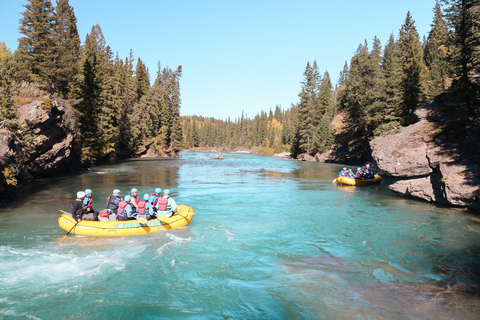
[370,106,480,212]
[370,109,480,211]
[0,97,76,199]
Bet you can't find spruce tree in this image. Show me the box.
[78,24,114,164]
[424,1,450,100]
[15,0,54,87]
[49,0,80,98]
[399,12,427,124]
[297,61,320,155]
[442,0,480,110]
[380,33,403,135]
[134,58,150,103]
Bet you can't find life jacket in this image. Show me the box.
[84,196,92,208]
[157,197,170,211]
[106,195,121,210]
[149,193,159,206]
[137,201,147,216]
[117,201,128,216]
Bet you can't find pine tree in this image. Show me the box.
[0,44,17,128]
[48,0,80,97]
[15,0,54,87]
[424,1,450,100]
[399,11,427,124]
[442,0,480,110]
[296,61,320,155]
[134,57,150,103]
[341,39,386,161]
[379,33,403,135]
[78,24,114,164]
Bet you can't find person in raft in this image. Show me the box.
[144,193,157,219]
[129,188,140,213]
[83,188,99,220]
[365,164,375,179]
[355,167,365,179]
[117,195,136,221]
[105,189,121,220]
[148,188,162,208]
[156,189,177,218]
[347,169,356,179]
[72,191,96,222]
[339,167,348,177]
[136,194,153,220]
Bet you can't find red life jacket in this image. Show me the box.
[157,197,169,211]
[117,201,128,215]
[137,201,147,215]
[86,197,92,208]
[149,193,159,206]
[106,196,111,205]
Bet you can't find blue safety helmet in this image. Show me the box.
[84,188,92,195]
[143,193,149,201]
[113,189,120,195]
[131,188,138,193]
[124,195,132,202]
[163,189,170,195]
[343,167,346,170]
[357,167,361,171]
[155,188,162,194]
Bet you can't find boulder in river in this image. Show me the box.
[370,104,480,212]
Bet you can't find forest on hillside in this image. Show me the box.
[181,1,479,161]
[0,0,479,172]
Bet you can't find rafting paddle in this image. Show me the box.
[58,210,79,241]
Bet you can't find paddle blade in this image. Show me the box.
[58,234,68,242]
[137,217,147,225]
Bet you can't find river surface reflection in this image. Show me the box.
[1,152,479,319]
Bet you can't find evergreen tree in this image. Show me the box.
[49,0,80,97]
[424,1,450,99]
[296,61,320,154]
[442,0,480,110]
[78,24,113,164]
[0,44,17,129]
[379,33,403,136]
[134,57,150,103]
[15,0,54,87]
[399,11,427,124]
[341,39,386,161]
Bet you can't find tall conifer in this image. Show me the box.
[399,12,426,124]
[15,0,54,86]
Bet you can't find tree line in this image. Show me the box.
[179,0,479,160]
[0,0,182,167]
[1,0,479,168]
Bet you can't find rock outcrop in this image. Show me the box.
[0,97,75,198]
[370,104,480,212]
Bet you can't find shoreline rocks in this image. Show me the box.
[370,105,479,212]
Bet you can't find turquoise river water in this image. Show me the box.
[1,152,479,319]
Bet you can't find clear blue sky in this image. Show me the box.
[1,0,437,120]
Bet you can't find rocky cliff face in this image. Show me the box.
[370,104,480,213]
[0,97,75,198]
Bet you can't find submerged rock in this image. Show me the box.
[282,255,359,273]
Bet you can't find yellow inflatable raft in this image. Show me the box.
[58,204,195,237]
[332,174,381,186]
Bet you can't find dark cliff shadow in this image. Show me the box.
[425,95,480,189]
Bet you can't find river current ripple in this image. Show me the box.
[1,152,479,319]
